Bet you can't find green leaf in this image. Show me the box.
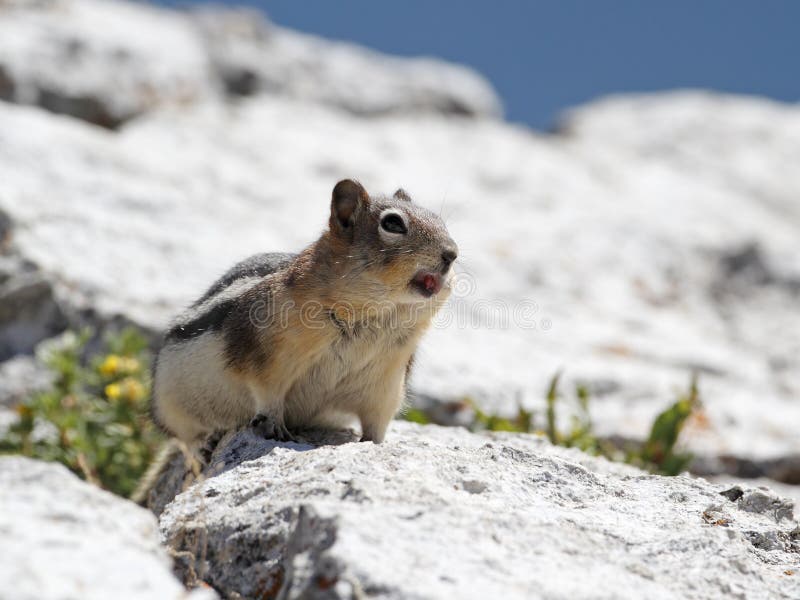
[402,408,431,425]
[545,371,562,445]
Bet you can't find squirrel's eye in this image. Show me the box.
[380,213,407,235]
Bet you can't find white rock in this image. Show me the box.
[193,7,502,118]
[158,421,800,599]
[0,0,500,125]
[0,0,215,127]
[0,354,52,407]
[0,456,216,600]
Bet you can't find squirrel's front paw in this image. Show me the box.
[250,414,296,442]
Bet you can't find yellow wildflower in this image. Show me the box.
[121,378,146,403]
[100,354,142,378]
[105,383,121,400]
[120,357,141,374]
[99,355,121,377]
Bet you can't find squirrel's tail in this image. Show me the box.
[130,439,184,506]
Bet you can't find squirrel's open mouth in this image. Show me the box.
[410,270,443,298]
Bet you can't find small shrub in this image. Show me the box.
[0,327,163,497]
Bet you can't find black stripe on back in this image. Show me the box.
[167,298,236,342]
[194,252,296,306]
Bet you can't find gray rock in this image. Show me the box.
[709,476,800,511]
[0,63,13,101]
[0,456,216,600]
[693,453,800,488]
[0,207,11,247]
[0,266,67,361]
[158,422,800,599]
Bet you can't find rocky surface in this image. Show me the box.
[0,0,798,491]
[156,422,800,600]
[0,456,216,600]
[1,2,799,597]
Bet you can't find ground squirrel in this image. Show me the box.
[151,179,458,445]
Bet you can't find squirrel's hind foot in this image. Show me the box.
[250,414,296,443]
[199,429,225,464]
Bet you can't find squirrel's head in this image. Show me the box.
[328,179,458,303]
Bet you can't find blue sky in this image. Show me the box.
[165,1,800,130]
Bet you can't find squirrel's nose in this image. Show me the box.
[441,246,458,268]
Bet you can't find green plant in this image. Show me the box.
[0,327,163,497]
[542,372,600,453]
[472,398,533,433]
[402,372,701,476]
[402,407,433,425]
[632,374,701,475]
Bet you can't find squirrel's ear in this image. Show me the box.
[330,179,369,236]
[393,188,412,202]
